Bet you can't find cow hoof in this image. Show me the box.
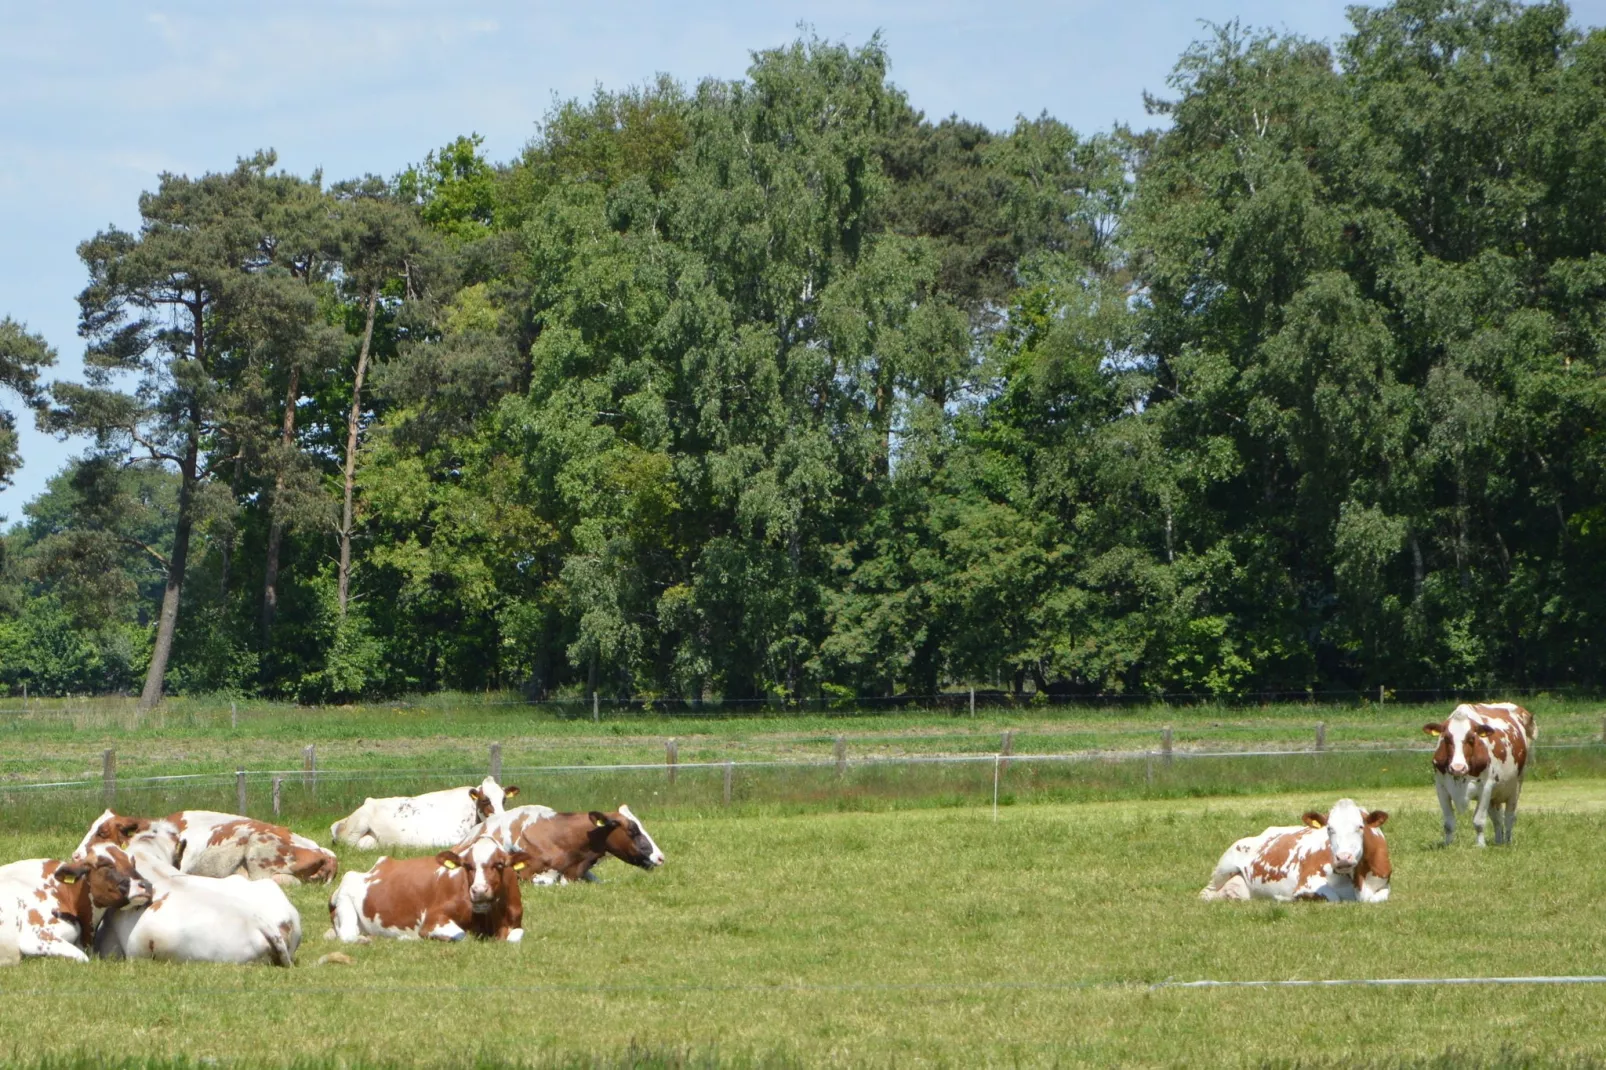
[316,952,354,966]
[506,928,524,944]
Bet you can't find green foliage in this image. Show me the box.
[8,8,1606,702]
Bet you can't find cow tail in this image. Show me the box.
[1519,708,1537,741]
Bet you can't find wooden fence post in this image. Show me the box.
[666,739,678,785]
[489,743,502,781]
[1315,722,1327,752]
[1000,729,1014,772]
[1162,726,1174,767]
[303,745,317,795]
[231,701,238,730]
[272,776,283,819]
[592,693,600,723]
[835,735,847,777]
[723,761,734,806]
[102,749,115,807]
[236,769,247,814]
[969,687,975,717]
[1378,684,1386,705]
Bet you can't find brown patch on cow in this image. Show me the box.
[1245,831,1300,885]
[85,814,151,849]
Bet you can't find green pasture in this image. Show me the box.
[3,780,1606,1067]
[0,693,1600,788]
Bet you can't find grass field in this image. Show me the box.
[3,776,1606,1067]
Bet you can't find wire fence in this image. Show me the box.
[5,736,1606,837]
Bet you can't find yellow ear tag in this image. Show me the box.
[1429,729,1441,737]
[512,861,526,871]
[441,859,459,870]
[1305,819,1323,829]
[59,875,76,884]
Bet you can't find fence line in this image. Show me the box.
[3,740,1601,796]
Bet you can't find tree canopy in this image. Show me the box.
[6,4,1606,703]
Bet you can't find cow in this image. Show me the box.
[0,845,153,961]
[92,829,302,967]
[330,776,519,850]
[1199,799,1392,903]
[327,836,531,944]
[464,804,664,885]
[1423,702,1537,847]
[75,809,337,884]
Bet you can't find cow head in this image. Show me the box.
[436,837,532,914]
[469,778,520,820]
[1423,713,1497,777]
[72,810,149,859]
[82,844,154,911]
[589,804,665,870]
[1302,799,1387,875]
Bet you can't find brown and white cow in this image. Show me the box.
[75,810,337,884]
[0,845,153,961]
[1424,702,1536,847]
[93,832,302,967]
[463,804,664,885]
[1200,799,1392,903]
[330,776,520,850]
[327,836,531,944]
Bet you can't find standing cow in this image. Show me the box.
[1200,798,1392,903]
[1423,702,1536,847]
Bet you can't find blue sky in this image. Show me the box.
[3,1,1602,523]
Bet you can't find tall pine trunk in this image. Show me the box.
[139,430,199,711]
[262,365,300,640]
[337,290,378,619]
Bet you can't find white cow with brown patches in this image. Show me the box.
[327,836,530,944]
[464,804,665,885]
[0,845,153,961]
[92,831,303,967]
[1424,702,1536,847]
[75,809,337,884]
[330,776,519,850]
[1200,799,1392,903]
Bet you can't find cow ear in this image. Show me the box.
[117,819,142,838]
[1473,723,1497,737]
[507,850,533,872]
[504,786,519,798]
[468,789,484,803]
[56,862,90,885]
[1422,723,1443,737]
[589,811,609,828]
[1365,810,1389,828]
[1302,811,1327,829]
[435,850,462,871]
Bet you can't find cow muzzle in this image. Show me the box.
[469,891,495,914]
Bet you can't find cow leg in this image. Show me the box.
[1436,778,1456,845]
[1472,778,1496,848]
[423,920,466,942]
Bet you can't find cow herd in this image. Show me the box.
[1199,701,1537,903]
[0,775,663,967]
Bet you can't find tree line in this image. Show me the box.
[3,0,1604,707]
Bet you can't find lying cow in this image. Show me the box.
[92,832,302,967]
[330,776,520,850]
[327,836,530,944]
[1424,702,1536,847]
[76,809,337,884]
[465,804,664,884]
[1200,799,1392,903]
[0,845,153,961]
